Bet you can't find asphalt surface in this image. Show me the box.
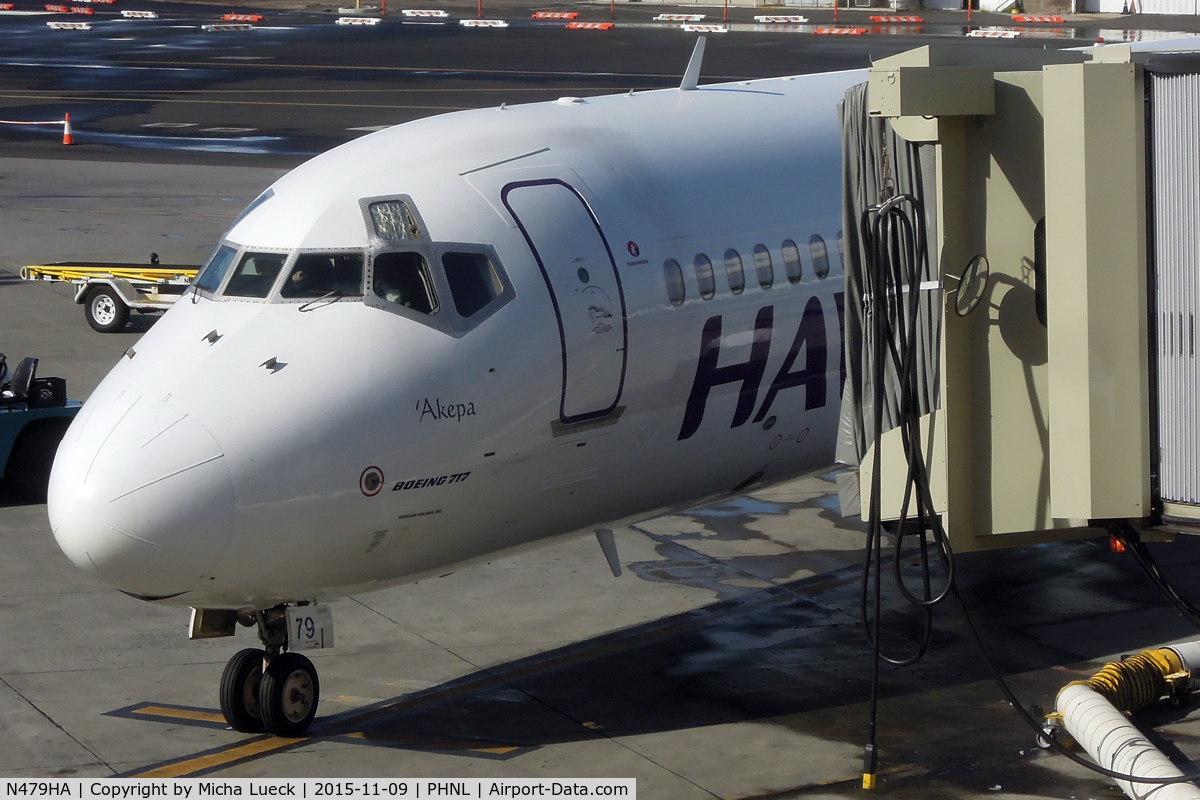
[6,10,1200,796]
[3,0,1199,165]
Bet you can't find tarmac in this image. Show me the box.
[7,160,1200,797]
[8,10,1200,789]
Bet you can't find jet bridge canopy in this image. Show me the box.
[839,43,1200,552]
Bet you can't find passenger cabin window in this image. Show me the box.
[753,244,774,289]
[694,254,715,300]
[782,240,803,284]
[443,252,503,318]
[724,249,744,294]
[224,252,286,298]
[281,253,364,298]
[810,234,830,279]
[663,259,685,306]
[195,246,237,294]
[373,252,438,314]
[369,201,420,240]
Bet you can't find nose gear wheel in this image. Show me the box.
[259,651,319,736]
[219,648,265,733]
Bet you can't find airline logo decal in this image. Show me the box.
[677,294,842,441]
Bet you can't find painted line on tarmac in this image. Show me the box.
[1,205,238,218]
[110,58,755,81]
[0,92,469,111]
[126,736,309,778]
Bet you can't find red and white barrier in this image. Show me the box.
[565,20,611,28]
[533,10,577,18]
[70,7,95,14]
[402,8,448,15]
[222,13,262,21]
[46,20,91,28]
[45,5,68,11]
[1012,13,1065,21]
[870,14,922,21]
[0,4,15,9]
[336,16,379,23]
[967,26,1019,36]
[654,12,703,20]
[120,9,157,16]
[682,22,726,31]
[201,22,253,30]
[459,18,507,25]
[814,26,866,34]
[754,14,808,21]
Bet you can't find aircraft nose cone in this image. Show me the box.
[48,393,235,599]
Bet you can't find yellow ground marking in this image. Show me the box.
[340,731,517,755]
[133,706,227,724]
[132,737,306,778]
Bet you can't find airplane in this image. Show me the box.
[46,39,859,737]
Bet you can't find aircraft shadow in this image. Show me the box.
[323,535,1200,765]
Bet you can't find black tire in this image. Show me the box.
[219,648,266,733]
[84,286,130,333]
[6,417,72,503]
[259,652,319,737]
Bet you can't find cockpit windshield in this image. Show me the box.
[280,253,364,298]
[194,246,237,294]
[224,252,287,298]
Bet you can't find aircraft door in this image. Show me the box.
[502,179,628,425]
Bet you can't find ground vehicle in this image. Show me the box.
[1,354,81,501]
[20,257,199,333]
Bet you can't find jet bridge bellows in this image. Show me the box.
[839,43,1200,551]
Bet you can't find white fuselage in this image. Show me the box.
[47,68,863,610]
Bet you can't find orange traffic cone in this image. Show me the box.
[62,113,74,146]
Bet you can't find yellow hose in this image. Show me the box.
[1064,648,1183,714]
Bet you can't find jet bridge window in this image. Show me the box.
[663,259,685,306]
[782,240,803,284]
[223,252,286,298]
[753,244,774,289]
[373,251,438,315]
[443,252,503,318]
[694,254,715,300]
[281,253,364,299]
[194,245,237,294]
[810,234,830,279]
[725,249,745,294]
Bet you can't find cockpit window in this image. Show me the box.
[224,252,286,298]
[194,246,237,294]
[369,201,420,240]
[442,252,502,318]
[373,251,438,314]
[281,253,364,299]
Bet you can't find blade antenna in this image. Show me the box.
[680,36,706,91]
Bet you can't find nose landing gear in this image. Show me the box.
[218,606,320,737]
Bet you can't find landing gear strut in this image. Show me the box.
[218,606,320,737]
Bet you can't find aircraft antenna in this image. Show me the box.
[679,36,706,91]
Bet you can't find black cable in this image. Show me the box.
[953,583,1200,786]
[858,194,954,785]
[1109,521,1200,631]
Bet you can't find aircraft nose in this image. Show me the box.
[48,393,236,599]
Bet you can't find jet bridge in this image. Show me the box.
[838,42,1200,552]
